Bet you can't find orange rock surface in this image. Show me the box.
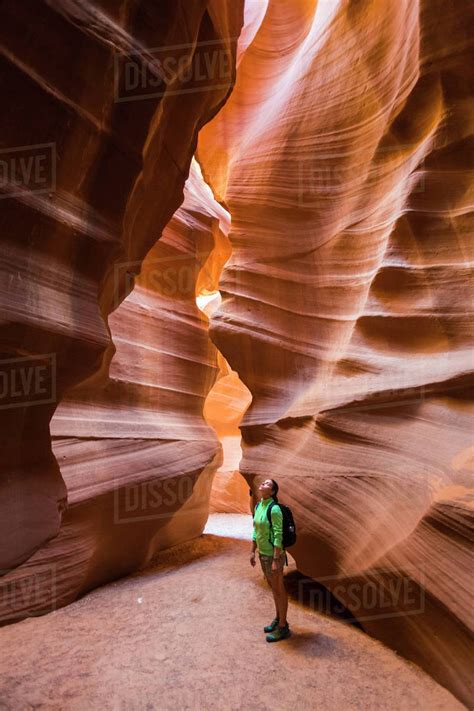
[0,1,472,707]
[0,1,244,612]
[197,0,473,705]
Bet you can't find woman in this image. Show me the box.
[250,478,291,642]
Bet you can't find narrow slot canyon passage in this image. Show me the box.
[0,152,463,709]
[197,291,252,518]
[0,1,472,709]
[0,172,463,709]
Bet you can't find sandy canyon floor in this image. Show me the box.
[0,515,463,710]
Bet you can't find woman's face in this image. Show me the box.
[258,478,274,497]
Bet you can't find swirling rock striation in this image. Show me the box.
[198,0,474,705]
[0,2,472,706]
[0,0,244,618]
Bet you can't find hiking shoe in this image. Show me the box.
[263,617,279,633]
[266,623,291,642]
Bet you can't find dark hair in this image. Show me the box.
[270,479,279,502]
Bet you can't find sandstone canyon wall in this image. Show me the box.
[0,0,244,615]
[0,0,472,707]
[197,0,473,705]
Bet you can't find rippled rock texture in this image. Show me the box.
[0,0,244,615]
[198,0,473,705]
[0,0,472,706]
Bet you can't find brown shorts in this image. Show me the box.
[259,551,286,578]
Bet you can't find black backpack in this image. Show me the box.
[255,500,297,548]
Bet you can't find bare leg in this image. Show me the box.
[265,573,280,619]
[272,570,288,626]
[279,576,289,626]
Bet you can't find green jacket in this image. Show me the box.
[252,497,285,556]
